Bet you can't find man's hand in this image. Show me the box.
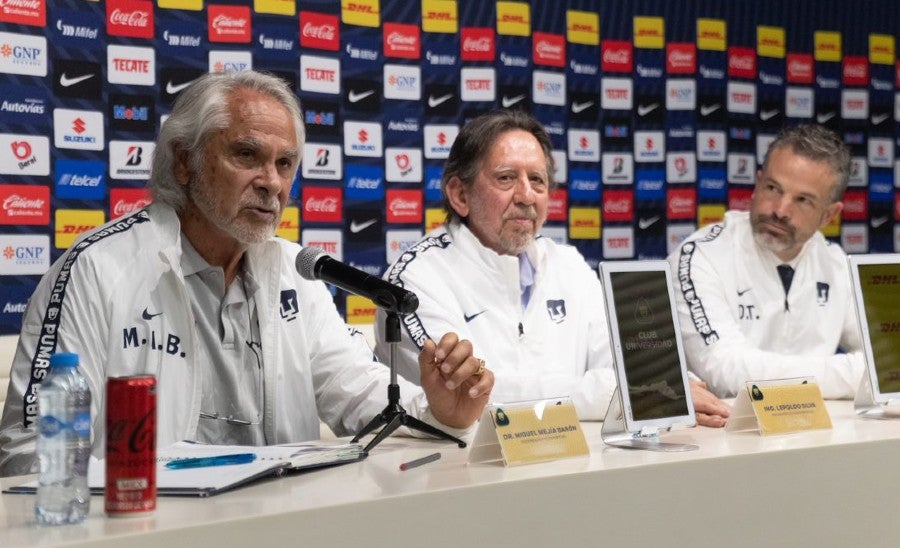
[691,380,730,428]
[418,333,493,429]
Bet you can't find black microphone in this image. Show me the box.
[295,247,419,314]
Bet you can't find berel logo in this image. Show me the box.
[383,22,420,59]
[601,40,632,73]
[602,189,634,222]
[532,32,565,67]
[0,184,49,225]
[385,189,422,224]
[302,186,342,223]
[106,0,153,39]
[107,44,155,86]
[460,27,495,62]
[0,133,49,176]
[300,54,339,94]
[666,42,696,74]
[208,4,251,43]
[109,188,151,219]
[0,0,45,26]
[109,140,155,180]
[385,147,422,183]
[299,11,339,51]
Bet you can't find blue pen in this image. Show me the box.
[165,453,257,470]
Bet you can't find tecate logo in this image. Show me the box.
[112,198,150,217]
[305,197,338,212]
[109,9,150,27]
[463,37,491,52]
[302,23,336,41]
[212,14,247,32]
[3,194,44,213]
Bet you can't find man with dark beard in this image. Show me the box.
[668,124,864,399]
[375,110,730,427]
[0,71,492,476]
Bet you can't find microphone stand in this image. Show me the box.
[351,311,467,454]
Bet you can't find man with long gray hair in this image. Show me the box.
[668,124,864,399]
[0,70,492,476]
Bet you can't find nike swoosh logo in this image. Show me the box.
[141,307,163,320]
[638,216,660,230]
[816,112,836,124]
[637,103,659,116]
[871,216,889,228]
[464,310,486,323]
[350,218,377,233]
[348,89,375,103]
[571,101,594,114]
[759,109,779,121]
[737,288,751,296]
[428,93,453,108]
[871,113,890,125]
[59,73,95,87]
[699,104,721,116]
[166,80,193,95]
[501,94,525,108]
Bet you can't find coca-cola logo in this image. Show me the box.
[604,199,630,213]
[109,8,150,28]
[3,194,45,211]
[729,54,754,71]
[106,407,156,455]
[302,22,336,41]
[463,37,491,52]
[305,197,338,212]
[113,198,151,217]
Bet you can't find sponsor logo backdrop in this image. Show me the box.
[0,0,898,333]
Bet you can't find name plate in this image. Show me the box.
[726,378,832,435]
[468,399,589,466]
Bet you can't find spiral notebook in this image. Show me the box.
[5,440,365,498]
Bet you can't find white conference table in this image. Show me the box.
[2,400,900,548]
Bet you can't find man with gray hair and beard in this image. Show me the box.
[375,109,729,426]
[0,70,492,477]
[668,124,864,399]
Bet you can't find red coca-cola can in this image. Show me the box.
[105,375,156,516]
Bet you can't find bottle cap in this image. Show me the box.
[50,352,79,368]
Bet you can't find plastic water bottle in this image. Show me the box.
[35,352,92,525]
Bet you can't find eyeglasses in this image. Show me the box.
[199,339,263,427]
